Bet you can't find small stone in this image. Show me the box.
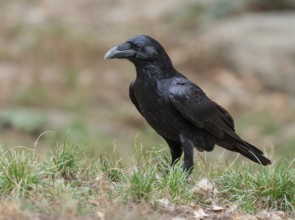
[211,205,224,212]
[193,208,209,219]
[97,211,105,220]
[157,198,169,208]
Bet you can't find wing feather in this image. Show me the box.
[169,80,235,139]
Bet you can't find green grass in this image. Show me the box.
[218,159,295,213]
[0,141,294,219]
[160,165,193,202]
[123,166,157,202]
[0,147,42,197]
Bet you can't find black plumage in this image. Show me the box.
[105,35,271,172]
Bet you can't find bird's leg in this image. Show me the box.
[180,135,194,173]
[169,145,182,166]
[164,138,182,166]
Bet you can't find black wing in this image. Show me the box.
[213,102,235,130]
[168,79,236,139]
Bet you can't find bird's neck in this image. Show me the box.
[134,62,176,81]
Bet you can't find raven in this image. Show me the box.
[105,35,271,172]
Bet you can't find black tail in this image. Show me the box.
[218,136,271,165]
[235,140,271,165]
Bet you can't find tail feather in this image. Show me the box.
[217,135,272,166]
[236,141,271,165]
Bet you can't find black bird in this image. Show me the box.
[104,35,271,172]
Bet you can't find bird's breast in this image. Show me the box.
[133,82,182,139]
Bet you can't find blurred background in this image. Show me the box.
[0,0,294,162]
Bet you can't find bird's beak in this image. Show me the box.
[104,43,136,59]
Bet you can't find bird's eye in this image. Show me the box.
[135,44,143,49]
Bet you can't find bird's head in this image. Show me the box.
[104,35,172,66]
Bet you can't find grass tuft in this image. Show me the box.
[218,159,295,214]
[0,147,45,198]
[98,153,125,182]
[50,142,80,180]
[160,165,192,203]
[124,167,157,202]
